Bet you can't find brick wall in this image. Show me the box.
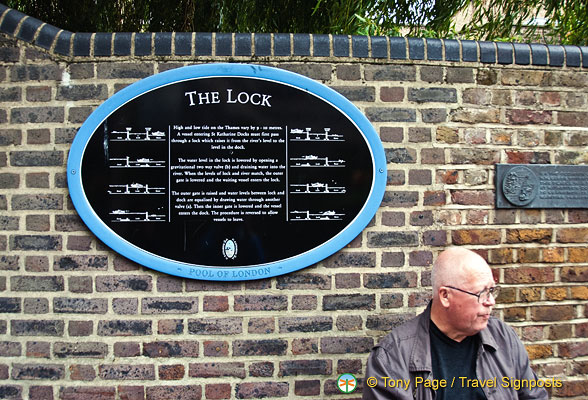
[0,4,587,399]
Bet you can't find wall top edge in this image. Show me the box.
[1,2,587,68]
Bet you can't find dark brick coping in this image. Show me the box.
[1,2,587,67]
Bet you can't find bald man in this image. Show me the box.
[363,247,549,400]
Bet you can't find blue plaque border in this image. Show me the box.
[68,63,386,280]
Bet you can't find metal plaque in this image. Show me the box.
[496,164,588,208]
[67,64,386,280]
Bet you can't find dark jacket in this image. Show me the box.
[363,303,549,399]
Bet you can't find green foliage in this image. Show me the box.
[5,0,588,45]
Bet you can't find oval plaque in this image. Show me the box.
[68,64,386,280]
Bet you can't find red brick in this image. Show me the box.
[548,324,572,340]
[531,305,575,322]
[145,385,201,400]
[291,338,318,355]
[504,267,554,284]
[466,210,489,225]
[522,325,544,341]
[554,380,588,397]
[569,248,588,262]
[320,336,373,354]
[279,359,331,377]
[505,151,550,164]
[559,342,588,358]
[519,287,541,302]
[205,383,231,399]
[235,382,289,399]
[336,315,362,331]
[118,386,144,400]
[436,169,458,184]
[571,286,588,300]
[503,307,526,322]
[59,386,116,400]
[249,362,274,377]
[203,341,229,357]
[525,344,552,360]
[29,386,54,400]
[157,319,183,335]
[489,248,513,264]
[506,228,552,244]
[335,273,360,289]
[158,365,184,380]
[506,109,552,124]
[113,342,140,357]
[561,267,588,282]
[381,87,404,102]
[291,295,317,310]
[203,296,228,312]
[558,111,588,127]
[557,228,588,243]
[248,317,274,334]
[99,364,155,380]
[189,362,245,378]
[518,248,540,263]
[452,229,501,245]
[294,380,320,396]
[69,364,96,381]
[543,247,564,262]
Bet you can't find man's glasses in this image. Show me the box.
[445,285,500,303]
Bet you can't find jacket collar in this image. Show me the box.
[408,302,499,373]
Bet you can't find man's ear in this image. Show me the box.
[438,287,451,308]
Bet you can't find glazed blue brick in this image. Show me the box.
[461,40,478,62]
[114,33,132,56]
[479,41,496,63]
[390,37,406,59]
[73,33,92,56]
[426,38,442,60]
[17,16,42,42]
[334,35,349,57]
[235,33,251,56]
[255,33,271,56]
[154,33,172,56]
[408,38,424,60]
[444,39,460,62]
[313,34,330,57]
[195,33,212,56]
[514,43,530,65]
[215,33,232,56]
[352,36,368,58]
[564,46,581,67]
[293,34,310,56]
[548,45,564,67]
[174,32,192,56]
[35,24,60,50]
[54,31,71,55]
[530,43,547,65]
[581,47,588,68]
[274,33,290,56]
[371,36,387,59]
[0,9,26,35]
[135,33,152,56]
[94,33,112,57]
[496,42,513,64]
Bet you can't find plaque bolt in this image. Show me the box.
[71,169,76,175]
[379,168,384,173]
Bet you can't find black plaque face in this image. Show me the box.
[496,164,588,208]
[68,64,387,280]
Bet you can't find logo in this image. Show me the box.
[502,166,538,206]
[337,373,357,394]
[222,238,238,260]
